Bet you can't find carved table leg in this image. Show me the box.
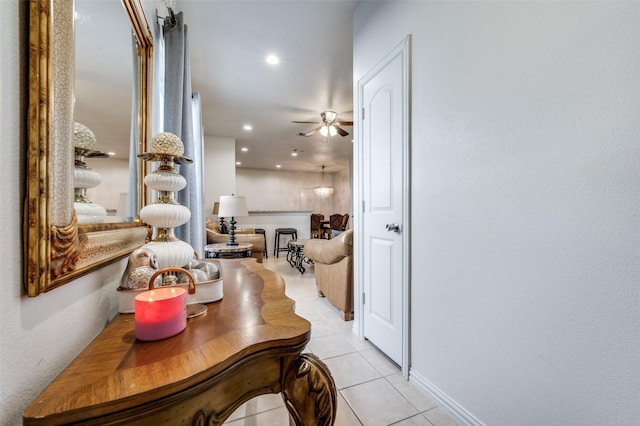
[282,353,337,426]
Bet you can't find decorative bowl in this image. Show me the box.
[117,261,223,314]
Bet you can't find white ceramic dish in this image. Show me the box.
[117,261,224,314]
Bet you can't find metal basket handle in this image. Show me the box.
[148,267,196,294]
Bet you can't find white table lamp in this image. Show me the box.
[218,195,248,246]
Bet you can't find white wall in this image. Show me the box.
[333,168,352,224]
[86,158,130,212]
[203,135,236,215]
[1,4,130,424]
[354,2,640,425]
[236,167,350,220]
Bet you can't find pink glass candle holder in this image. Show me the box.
[135,287,187,341]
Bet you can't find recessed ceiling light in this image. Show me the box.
[243,124,252,131]
[291,151,298,157]
[107,151,116,156]
[265,55,279,65]
[276,164,282,168]
[236,161,242,165]
[241,147,248,152]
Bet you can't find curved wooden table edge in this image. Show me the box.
[23,259,337,426]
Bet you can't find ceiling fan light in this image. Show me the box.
[322,111,337,123]
[319,125,337,137]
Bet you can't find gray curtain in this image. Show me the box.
[162,11,205,256]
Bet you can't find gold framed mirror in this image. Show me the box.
[24,0,153,296]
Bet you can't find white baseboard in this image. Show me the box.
[408,368,486,426]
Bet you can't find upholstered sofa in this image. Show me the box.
[304,229,353,320]
[205,219,265,263]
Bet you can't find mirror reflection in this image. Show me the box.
[24,0,151,296]
[74,0,134,222]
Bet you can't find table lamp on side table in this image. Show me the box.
[218,195,248,246]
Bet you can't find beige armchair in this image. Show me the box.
[304,229,353,320]
[205,219,265,263]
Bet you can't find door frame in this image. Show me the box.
[353,35,411,377]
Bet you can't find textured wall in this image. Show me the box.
[236,167,350,220]
[354,1,640,425]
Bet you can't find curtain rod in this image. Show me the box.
[167,7,176,25]
[157,6,177,28]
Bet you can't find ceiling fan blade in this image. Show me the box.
[336,121,353,126]
[334,125,349,137]
[292,120,320,124]
[299,126,322,137]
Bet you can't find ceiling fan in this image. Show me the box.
[292,111,353,138]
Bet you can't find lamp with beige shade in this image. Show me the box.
[217,195,249,246]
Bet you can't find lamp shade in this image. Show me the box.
[218,195,248,218]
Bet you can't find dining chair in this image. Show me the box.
[329,213,349,238]
[339,213,349,231]
[310,213,324,239]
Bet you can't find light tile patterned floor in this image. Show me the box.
[224,256,461,426]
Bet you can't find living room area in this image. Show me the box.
[9,1,639,425]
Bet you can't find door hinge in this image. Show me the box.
[362,200,365,212]
[362,292,366,305]
[362,107,365,120]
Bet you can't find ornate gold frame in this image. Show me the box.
[24,0,153,296]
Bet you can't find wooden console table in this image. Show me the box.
[23,259,337,425]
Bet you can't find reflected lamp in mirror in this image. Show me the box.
[313,165,334,197]
[73,122,109,223]
[218,195,248,246]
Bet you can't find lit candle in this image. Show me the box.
[134,287,187,341]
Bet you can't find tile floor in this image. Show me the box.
[224,256,461,426]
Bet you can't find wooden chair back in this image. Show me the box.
[330,214,349,232]
[310,213,324,238]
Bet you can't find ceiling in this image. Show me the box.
[75,0,357,174]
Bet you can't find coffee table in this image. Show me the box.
[23,259,337,425]
[204,242,253,259]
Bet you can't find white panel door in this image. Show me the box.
[360,38,409,366]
